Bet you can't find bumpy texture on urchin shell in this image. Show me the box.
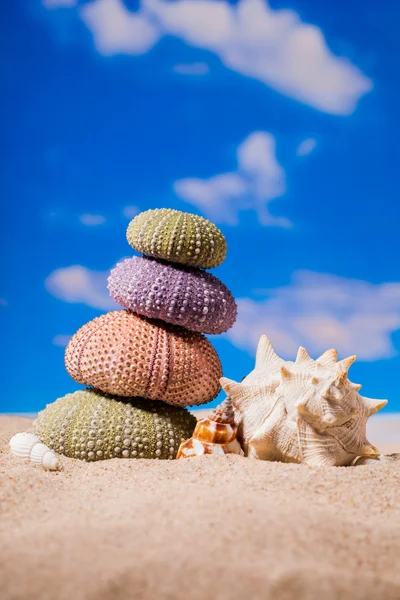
[65,310,222,406]
[32,389,197,461]
[177,399,243,458]
[221,336,388,466]
[108,256,237,334]
[126,208,227,269]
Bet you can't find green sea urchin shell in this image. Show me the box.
[126,208,227,269]
[32,389,197,461]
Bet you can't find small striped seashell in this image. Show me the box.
[126,208,227,269]
[177,399,243,458]
[9,432,61,471]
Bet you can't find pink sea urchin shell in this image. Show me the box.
[65,310,222,407]
[107,257,237,335]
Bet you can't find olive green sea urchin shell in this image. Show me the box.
[65,310,222,406]
[126,208,227,269]
[32,389,197,461]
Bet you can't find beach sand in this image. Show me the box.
[1,415,400,600]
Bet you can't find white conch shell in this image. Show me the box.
[177,399,243,458]
[220,335,388,467]
[9,432,61,471]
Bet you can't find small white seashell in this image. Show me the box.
[352,454,400,466]
[9,432,40,459]
[42,451,61,471]
[9,432,62,471]
[352,455,382,466]
[30,443,61,471]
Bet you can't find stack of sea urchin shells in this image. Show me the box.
[32,208,237,461]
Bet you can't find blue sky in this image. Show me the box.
[1,0,399,414]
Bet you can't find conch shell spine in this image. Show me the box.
[9,432,61,471]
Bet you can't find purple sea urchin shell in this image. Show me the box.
[108,257,237,334]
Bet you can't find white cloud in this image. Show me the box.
[79,0,161,56]
[123,205,139,219]
[174,131,290,226]
[45,265,118,311]
[173,62,209,75]
[79,213,106,226]
[145,0,372,115]
[296,138,317,157]
[45,0,372,115]
[226,271,400,361]
[53,334,72,347]
[175,173,248,226]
